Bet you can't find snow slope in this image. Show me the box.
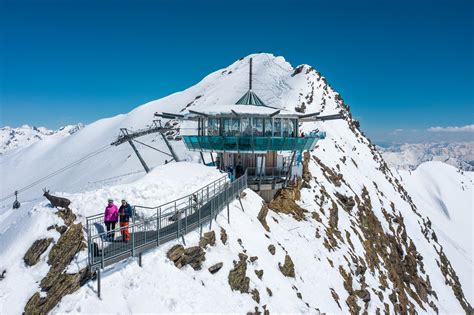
[398,161,474,303]
[0,53,472,314]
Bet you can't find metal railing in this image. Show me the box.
[86,173,247,270]
[85,175,229,238]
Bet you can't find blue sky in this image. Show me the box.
[1,0,473,143]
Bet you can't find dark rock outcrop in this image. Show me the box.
[167,245,206,270]
[279,254,295,278]
[220,228,228,244]
[24,238,53,266]
[24,222,91,315]
[208,262,223,274]
[268,245,276,255]
[257,203,270,231]
[199,231,216,248]
[228,253,250,293]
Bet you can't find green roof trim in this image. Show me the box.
[235,90,266,106]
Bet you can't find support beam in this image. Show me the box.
[160,131,180,162]
[210,153,215,165]
[285,151,296,186]
[128,140,150,173]
[200,152,206,164]
[238,196,245,212]
[133,139,173,157]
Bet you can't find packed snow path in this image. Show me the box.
[86,173,247,270]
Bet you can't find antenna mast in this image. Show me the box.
[249,57,253,90]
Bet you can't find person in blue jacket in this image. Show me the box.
[118,199,133,242]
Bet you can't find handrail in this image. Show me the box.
[86,172,248,270]
[85,174,229,236]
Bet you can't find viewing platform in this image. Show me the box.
[182,133,325,153]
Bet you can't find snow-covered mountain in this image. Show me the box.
[0,124,83,154]
[0,53,472,314]
[379,142,474,171]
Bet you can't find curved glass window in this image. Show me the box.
[241,118,251,136]
[207,118,220,136]
[273,118,282,137]
[264,118,272,136]
[253,118,263,136]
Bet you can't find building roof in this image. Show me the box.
[186,104,298,118]
[235,90,266,106]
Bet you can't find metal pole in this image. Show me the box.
[131,222,135,256]
[97,268,101,299]
[86,220,91,267]
[156,208,160,246]
[128,140,150,173]
[139,252,142,267]
[209,198,213,230]
[238,196,245,212]
[101,238,105,268]
[175,201,179,239]
[157,208,161,246]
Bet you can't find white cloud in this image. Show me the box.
[427,124,474,133]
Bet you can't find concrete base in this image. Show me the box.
[248,181,285,202]
[255,189,280,202]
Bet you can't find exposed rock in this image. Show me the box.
[266,287,273,297]
[268,181,307,221]
[279,254,295,278]
[255,269,264,280]
[41,223,85,290]
[220,227,228,245]
[167,244,185,262]
[56,225,67,234]
[228,253,250,293]
[199,230,216,248]
[257,203,270,231]
[0,269,5,281]
[24,221,91,315]
[25,268,91,315]
[208,262,223,274]
[302,151,312,183]
[356,289,371,303]
[250,256,258,263]
[268,245,276,255]
[55,208,76,226]
[24,238,53,266]
[334,192,355,212]
[251,288,260,303]
[182,246,206,270]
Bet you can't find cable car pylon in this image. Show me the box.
[111,120,180,173]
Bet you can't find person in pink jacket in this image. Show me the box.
[104,199,119,241]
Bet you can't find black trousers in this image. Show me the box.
[105,221,116,240]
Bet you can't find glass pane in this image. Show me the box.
[253,118,263,136]
[223,118,232,136]
[264,119,272,136]
[282,119,290,137]
[231,118,240,136]
[207,118,220,136]
[273,118,281,137]
[241,118,251,136]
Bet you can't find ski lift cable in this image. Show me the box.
[0,143,112,202]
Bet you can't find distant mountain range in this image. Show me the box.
[0,124,83,154]
[379,141,474,171]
